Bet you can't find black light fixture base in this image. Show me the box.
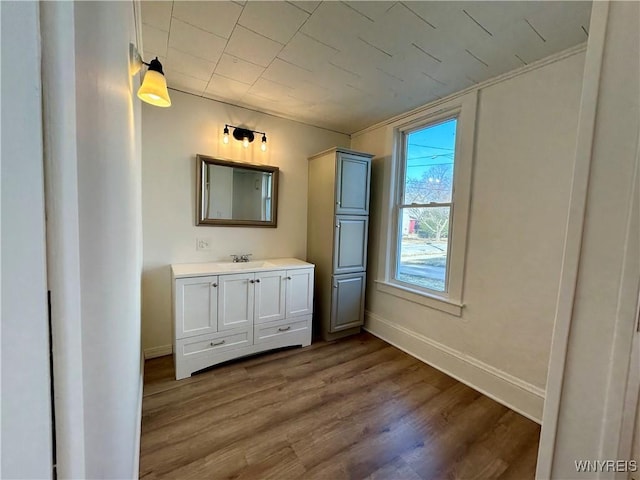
[146,57,165,75]
[232,127,254,143]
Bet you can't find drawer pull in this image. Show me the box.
[278,326,291,332]
[210,340,226,346]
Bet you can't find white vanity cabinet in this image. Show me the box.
[285,268,314,317]
[218,272,255,331]
[174,275,219,339]
[172,258,314,380]
[254,270,286,323]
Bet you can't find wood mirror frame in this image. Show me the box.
[196,154,279,227]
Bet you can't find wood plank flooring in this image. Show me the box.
[140,333,540,479]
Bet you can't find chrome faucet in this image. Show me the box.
[230,254,252,263]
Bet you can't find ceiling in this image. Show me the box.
[140,1,591,134]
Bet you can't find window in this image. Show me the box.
[397,118,457,293]
[377,93,476,315]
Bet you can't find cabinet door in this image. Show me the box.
[335,153,371,215]
[330,273,366,332]
[174,276,218,339]
[218,273,254,331]
[255,270,286,324]
[334,215,368,274]
[285,268,314,318]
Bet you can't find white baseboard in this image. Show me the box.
[143,344,173,359]
[364,311,545,424]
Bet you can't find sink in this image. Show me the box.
[230,260,274,269]
[208,260,276,272]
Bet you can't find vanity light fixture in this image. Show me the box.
[223,124,268,151]
[129,43,171,107]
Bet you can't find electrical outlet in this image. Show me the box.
[196,238,212,251]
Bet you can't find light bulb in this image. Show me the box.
[261,134,267,152]
[243,137,249,148]
[223,126,229,144]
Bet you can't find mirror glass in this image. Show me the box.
[197,155,278,227]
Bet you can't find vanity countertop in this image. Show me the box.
[171,257,314,278]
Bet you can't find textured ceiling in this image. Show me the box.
[141,1,591,134]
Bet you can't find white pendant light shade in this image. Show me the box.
[137,58,171,107]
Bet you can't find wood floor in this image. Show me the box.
[140,333,540,479]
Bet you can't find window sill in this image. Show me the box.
[375,280,464,316]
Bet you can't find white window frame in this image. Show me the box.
[376,92,477,316]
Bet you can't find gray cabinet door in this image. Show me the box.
[334,215,368,274]
[330,273,366,332]
[335,153,371,215]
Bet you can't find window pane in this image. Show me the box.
[397,206,451,292]
[404,118,457,204]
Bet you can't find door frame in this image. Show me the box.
[536,1,640,477]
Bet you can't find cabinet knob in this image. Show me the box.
[210,340,225,346]
[286,276,292,280]
[255,278,261,283]
[333,285,338,288]
[211,282,218,288]
[336,201,341,206]
[249,279,255,284]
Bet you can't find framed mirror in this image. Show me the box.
[196,154,279,227]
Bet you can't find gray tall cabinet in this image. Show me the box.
[307,147,373,340]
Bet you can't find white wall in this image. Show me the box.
[352,49,586,421]
[0,2,53,478]
[141,90,349,355]
[71,2,143,477]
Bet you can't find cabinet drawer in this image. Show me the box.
[255,318,309,344]
[178,330,250,357]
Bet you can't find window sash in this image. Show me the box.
[394,117,458,294]
[400,201,452,208]
[395,204,453,293]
